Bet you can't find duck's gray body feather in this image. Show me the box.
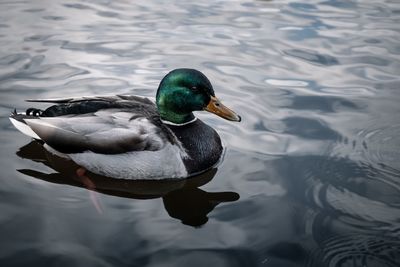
[10,95,189,179]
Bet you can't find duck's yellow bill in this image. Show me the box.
[204,96,241,122]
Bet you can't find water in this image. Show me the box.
[1,0,400,266]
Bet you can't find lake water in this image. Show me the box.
[1,0,400,266]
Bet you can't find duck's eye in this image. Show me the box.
[190,86,199,92]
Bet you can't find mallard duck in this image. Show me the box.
[10,69,241,180]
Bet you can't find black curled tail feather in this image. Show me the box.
[25,108,43,116]
[10,108,41,122]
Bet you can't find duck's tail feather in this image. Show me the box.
[9,111,41,139]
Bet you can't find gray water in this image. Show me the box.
[1,0,400,266]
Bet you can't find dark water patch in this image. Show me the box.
[286,27,319,41]
[42,16,66,21]
[284,49,339,66]
[289,3,317,11]
[23,35,53,42]
[267,242,308,265]
[364,38,382,44]
[320,0,357,9]
[0,246,113,267]
[283,117,341,140]
[97,11,120,18]
[63,3,93,10]
[374,81,400,91]
[344,55,391,66]
[0,53,30,66]
[42,39,68,47]
[23,8,45,13]
[147,249,258,267]
[253,120,269,131]
[289,95,360,113]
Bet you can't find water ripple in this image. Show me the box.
[307,234,400,267]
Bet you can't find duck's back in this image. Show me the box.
[38,95,158,118]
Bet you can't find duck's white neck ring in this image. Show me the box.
[161,117,197,126]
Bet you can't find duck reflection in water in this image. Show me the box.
[16,140,240,227]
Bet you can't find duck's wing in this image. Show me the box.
[11,95,180,154]
[11,95,157,138]
[24,108,176,154]
[26,95,156,117]
[25,94,152,103]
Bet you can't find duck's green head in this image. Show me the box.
[156,68,241,124]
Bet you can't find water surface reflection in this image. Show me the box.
[17,141,239,227]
